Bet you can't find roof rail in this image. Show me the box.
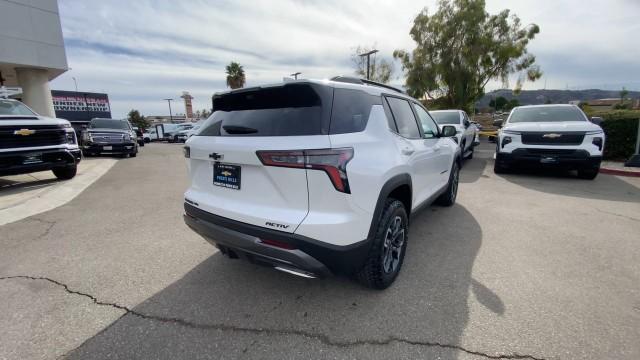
[330,76,405,94]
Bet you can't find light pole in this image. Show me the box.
[290,72,301,80]
[72,77,78,92]
[358,49,379,80]
[163,98,174,123]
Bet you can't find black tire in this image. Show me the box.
[356,199,409,290]
[139,141,145,147]
[436,160,459,206]
[144,138,150,143]
[52,165,77,180]
[130,151,137,158]
[174,135,179,143]
[493,160,508,174]
[466,145,474,159]
[577,168,598,180]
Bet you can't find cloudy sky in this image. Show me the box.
[51,0,640,118]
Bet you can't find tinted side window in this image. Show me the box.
[413,104,439,139]
[385,97,421,139]
[330,89,380,134]
[199,84,331,137]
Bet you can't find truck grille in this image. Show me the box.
[521,132,585,145]
[90,132,125,143]
[0,125,66,149]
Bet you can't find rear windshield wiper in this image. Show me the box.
[222,125,258,134]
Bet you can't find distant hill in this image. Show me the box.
[476,89,640,108]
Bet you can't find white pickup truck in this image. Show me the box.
[430,110,478,159]
[0,98,81,179]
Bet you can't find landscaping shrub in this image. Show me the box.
[595,110,640,160]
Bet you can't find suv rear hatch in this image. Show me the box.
[185,83,334,233]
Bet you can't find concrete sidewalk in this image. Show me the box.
[0,158,117,226]
[600,160,640,177]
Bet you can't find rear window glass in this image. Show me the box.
[199,84,330,137]
[509,106,587,123]
[430,111,461,125]
[386,97,421,139]
[329,89,380,134]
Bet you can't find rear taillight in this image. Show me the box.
[257,148,354,193]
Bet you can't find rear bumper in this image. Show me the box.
[83,143,136,154]
[0,148,81,176]
[183,203,371,277]
[497,148,601,169]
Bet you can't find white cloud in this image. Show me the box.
[52,0,640,117]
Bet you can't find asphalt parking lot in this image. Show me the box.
[1,141,639,360]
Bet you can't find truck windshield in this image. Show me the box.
[0,99,36,116]
[509,107,586,123]
[430,112,460,125]
[90,119,130,129]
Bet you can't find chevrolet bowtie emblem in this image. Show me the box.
[221,171,232,177]
[542,133,562,138]
[14,129,36,136]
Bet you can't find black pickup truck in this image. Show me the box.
[82,118,139,157]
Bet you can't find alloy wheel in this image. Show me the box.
[382,216,405,274]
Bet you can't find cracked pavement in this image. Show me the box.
[1,142,639,359]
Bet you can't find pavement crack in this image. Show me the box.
[1,275,547,360]
[30,218,57,239]
[596,209,640,222]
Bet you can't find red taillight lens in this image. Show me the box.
[257,148,354,193]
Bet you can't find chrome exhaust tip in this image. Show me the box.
[274,266,317,279]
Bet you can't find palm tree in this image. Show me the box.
[225,62,246,89]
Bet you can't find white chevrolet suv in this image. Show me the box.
[183,77,461,289]
[430,110,478,159]
[494,104,605,179]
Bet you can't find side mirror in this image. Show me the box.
[590,117,603,126]
[441,125,457,137]
[493,119,504,128]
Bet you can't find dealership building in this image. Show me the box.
[0,0,67,117]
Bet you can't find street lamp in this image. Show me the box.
[290,72,301,80]
[358,49,379,80]
[163,98,174,123]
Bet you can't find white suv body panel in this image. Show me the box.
[185,135,331,234]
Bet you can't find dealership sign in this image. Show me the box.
[52,90,111,123]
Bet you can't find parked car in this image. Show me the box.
[494,104,605,179]
[162,123,193,142]
[132,127,145,146]
[182,77,461,289]
[0,98,81,179]
[82,118,139,157]
[176,123,202,142]
[430,110,477,159]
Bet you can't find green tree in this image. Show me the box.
[393,0,541,112]
[225,61,246,89]
[489,96,508,111]
[506,98,520,110]
[127,109,149,130]
[620,87,629,105]
[351,45,394,84]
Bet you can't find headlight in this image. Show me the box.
[65,130,76,144]
[585,130,604,135]
[592,137,603,150]
[502,130,521,135]
[123,133,131,141]
[82,132,92,142]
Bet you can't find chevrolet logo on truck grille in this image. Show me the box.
[13,129,36,136]
[542,133,562,139]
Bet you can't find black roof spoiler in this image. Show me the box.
[330,76,405,94]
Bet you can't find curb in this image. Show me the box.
[599,167,640,177]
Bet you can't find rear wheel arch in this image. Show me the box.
[367,174,412,241]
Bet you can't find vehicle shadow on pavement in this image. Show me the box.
[67,205,497,359]
[460,157,488,183]
[496,165,640,203]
